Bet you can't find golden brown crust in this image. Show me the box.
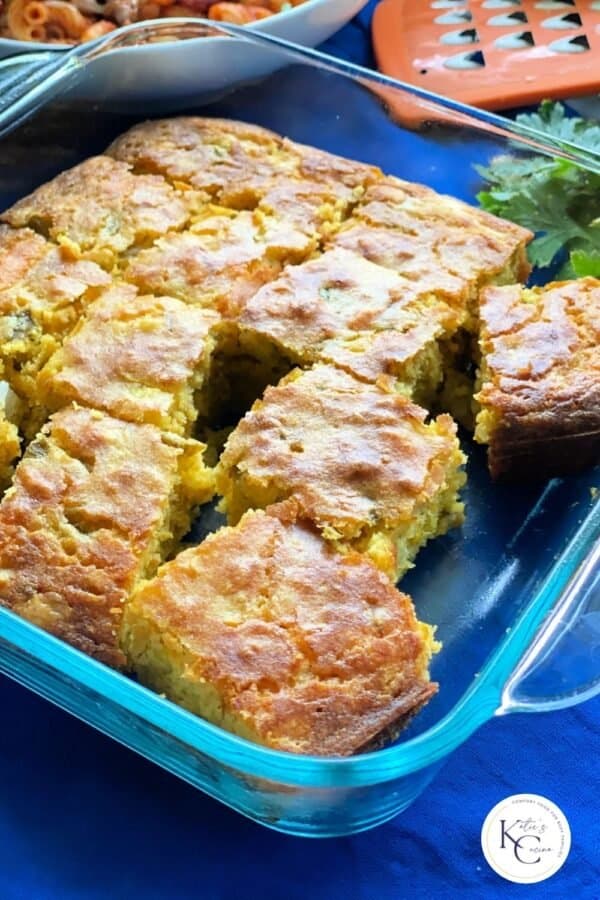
[122,210,298,316]
[123,503,437,756]
[255,177,358,244]
[282,139,382,190]
[332,223,474,309]
[106,118,381,210]
[0,225,110,329]
[355,176,530,242]
[1,157,201,268]
[106,117,299,207]
[235,247,456,383]
[0,407,185,667]
[331,176,532,323]
[475,278,600,479]
[37,282,219,433]
[0,225,111,399]
[218,365,462,537]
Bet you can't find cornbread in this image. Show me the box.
[0,225,111,409]
[121,503,439,756]
[255,177,359,249]
[107,117,380,210]
[2,116,580,756]
[0,407,20,490]
[332,176,532,328]
[1,157,205,270]
[37,283,220,434]
[222,247,460,406]
[475,278,600,479]
[123,209,304,318]
[107,117,301,208]
[0,406,215,668]
[285,138,382,191]
[217,365,466,581]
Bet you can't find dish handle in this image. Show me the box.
[500,536,600,714]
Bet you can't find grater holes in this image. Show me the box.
[487,11,528,24]
[443,49,486,69]
[440,27,480,44]
[482,1,522,6]
[494,30,535,48]
[541,12,583,27]
[549,34,591,51]
[434,10,473,24]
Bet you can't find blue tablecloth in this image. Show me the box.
[0,3,599,897]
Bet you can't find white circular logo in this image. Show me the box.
[481,794,571,884]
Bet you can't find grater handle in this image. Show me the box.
[500,535,600,714]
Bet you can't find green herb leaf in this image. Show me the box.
[476,102,600,275]
[571,249,600,278]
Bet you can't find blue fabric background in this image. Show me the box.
[0,3,599,896]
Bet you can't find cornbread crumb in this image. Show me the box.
[217,365,465,581]
[121,503,439,756]
[475,278,600,479]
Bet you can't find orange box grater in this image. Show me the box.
[372,0,600,112]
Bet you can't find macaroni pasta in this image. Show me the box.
[0,0,307,42]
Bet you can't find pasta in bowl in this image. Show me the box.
[1,0,308,44]
[0,0,369,104]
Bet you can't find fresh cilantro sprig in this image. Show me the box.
[476,101,600,279]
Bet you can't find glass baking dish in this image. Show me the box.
[0,25,598,838]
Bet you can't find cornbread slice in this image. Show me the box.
[107,117,381,210]
[331,176,532,328]
[221,247,461,407]
[254,176,360,249]
[475,278,600,479]
[284,138,382,191]
[0,226,111,408]
[217,365,466,581]
[37,283,220,434]
[1,157,206,270]
[107,117,301,208]
[121,503,439,756]
[123,208,310,318]
[0,406,215,667]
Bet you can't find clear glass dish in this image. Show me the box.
[0,26,598,838]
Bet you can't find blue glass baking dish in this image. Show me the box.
[0,25,598,838]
